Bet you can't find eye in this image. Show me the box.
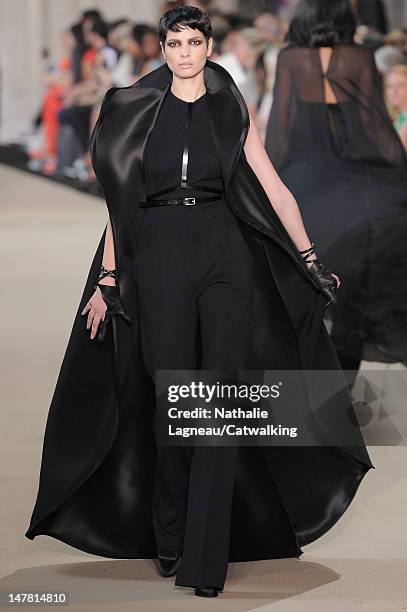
[191,40,201,45]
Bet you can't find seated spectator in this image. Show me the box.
[87,19,118,72]
[216,27,267,115]
[80,9,105,80]
[132,24,164,79]
[385,64,407,149]
[375,44,407,75]
[28,24,82,174]
[253,12,287,44]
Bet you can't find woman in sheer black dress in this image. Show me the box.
[265,0,407,371]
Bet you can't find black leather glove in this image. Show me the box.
[95,284,132,343]
[307,259,338,306]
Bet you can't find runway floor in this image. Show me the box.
[1,165,406,611]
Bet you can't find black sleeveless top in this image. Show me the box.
[144,89,223,199]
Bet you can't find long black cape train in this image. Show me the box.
[25,59,374,561]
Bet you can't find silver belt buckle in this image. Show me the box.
[183,197,196,206]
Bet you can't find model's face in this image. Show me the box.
[386,72,407,110]
[161,26,212,79]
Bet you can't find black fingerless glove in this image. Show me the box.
[307,259,338,306]
[95,284,132,343]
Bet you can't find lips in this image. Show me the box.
[179,63,193,67]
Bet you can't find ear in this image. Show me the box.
[160,41,166,60]
[206,36,213,58]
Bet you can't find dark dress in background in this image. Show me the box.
[265,44,407,365]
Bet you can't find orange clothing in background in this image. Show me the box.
[81,47,97,80]
[41,56,72,157]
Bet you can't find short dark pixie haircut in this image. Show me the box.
[287,0,356,47]
[158,5,212,47]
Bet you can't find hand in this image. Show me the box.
[306,260,341,289]
[81,286,107,340]
[331,272,341,289]
[93,284,132,343]
[306,259,340,306]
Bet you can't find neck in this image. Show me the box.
[170,73,206,102]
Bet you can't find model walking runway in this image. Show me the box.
[25,4,373,599]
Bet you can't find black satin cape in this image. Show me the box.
[25,59,374,561]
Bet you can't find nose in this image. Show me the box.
[180,45,190,58]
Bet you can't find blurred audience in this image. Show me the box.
[375,44,407,75]
[385,65,407,149]
[352,0,388,34]
[217,27,268,114]
[25,1,406,186]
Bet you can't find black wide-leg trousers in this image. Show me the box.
[133,199,253,588]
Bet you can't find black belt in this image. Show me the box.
[139,93,224,208]
[139,194,222,208]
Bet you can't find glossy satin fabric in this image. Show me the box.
[25,59,374,560]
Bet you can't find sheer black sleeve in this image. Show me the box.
[264,48,297,172]
[356,48,407,168]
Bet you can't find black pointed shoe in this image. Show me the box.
[194,586,223,597]
[154,553,182,577]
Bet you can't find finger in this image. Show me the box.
[81,303,91,315]
[86,309,96,329]
[90,317,101,340]
[86,308,96,327]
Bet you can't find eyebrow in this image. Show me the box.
[166,36,203,42]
